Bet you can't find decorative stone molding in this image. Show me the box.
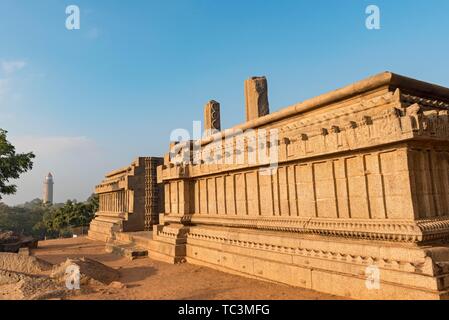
[89,157,163,240]
[204,100,221,135]
[402,93,449,110]
[186,228,427,274]
[163,214,449,243]
[159,104,449,181]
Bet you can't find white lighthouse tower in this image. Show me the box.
[43,172,54,204]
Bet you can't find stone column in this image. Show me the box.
[245,76,269,122]
[128,190,134,213]
[204,100,221,136]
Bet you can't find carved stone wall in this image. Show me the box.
[151,72,449,299]
[144,157,164,231]
[88,157,163,242]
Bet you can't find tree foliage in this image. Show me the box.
[0,195,98,239]
[0,128,97,239]
[0,199,47,239]
[0,129,35,199]
[86,193,99,214]
[43,199,96,234]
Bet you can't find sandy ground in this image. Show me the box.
[33,236,345,300]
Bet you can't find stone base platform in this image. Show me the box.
[148,224,187,264]
[106,229,186,264]
[92,223,449,299]
[147,224,449,300]
[87,216,124,243]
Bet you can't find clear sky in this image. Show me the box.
[1,0,449,205]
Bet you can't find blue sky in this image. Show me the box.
[1,0,449,205]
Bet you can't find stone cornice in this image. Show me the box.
[162,214,449,243]
[193,72,449,147]
[402,93,449,110]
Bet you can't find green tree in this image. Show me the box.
[43,199,96,237]
[86,193,99,213]
[0,129,35,199]
[0,201,48,239]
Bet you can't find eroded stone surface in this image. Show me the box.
[204,100,221,136]
[245,76,269,121]
[87,72,449,299]
[0,231,38,253]
[151,72,449,299]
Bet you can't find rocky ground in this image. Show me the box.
[1,236,346,300]
[0,230,37,253]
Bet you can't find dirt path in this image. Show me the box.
[33,236,346,300]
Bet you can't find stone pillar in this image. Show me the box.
[204,100,221,136]
[245,76,269,122]
[178,180,192,215]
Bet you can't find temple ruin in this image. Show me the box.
[88,157,163,242]
[89,72,449,299]
[149,72,449,299]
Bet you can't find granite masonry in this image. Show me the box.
[148,72,449,299]
[88,157,163,242]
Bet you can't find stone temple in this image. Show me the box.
[89,72,449,299]
[88,157,163,242]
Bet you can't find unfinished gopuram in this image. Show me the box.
[88,157,163,243]
[150,72,449,299]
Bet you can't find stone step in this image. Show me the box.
[130,232,154,248]
[105,242,148,260]
[114,232,135,244]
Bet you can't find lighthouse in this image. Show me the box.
[43,173,54,204]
